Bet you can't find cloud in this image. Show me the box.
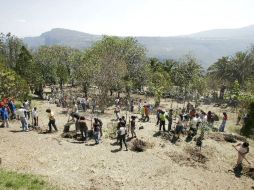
[16,19,27,23]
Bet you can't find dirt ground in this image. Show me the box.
[0,99,253,190]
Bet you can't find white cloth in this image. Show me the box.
[17,108,26,117]
[191,117,200,127]
[32,110,38,118]
[72,104,78,113]
[24,101,30,110]
[80,98,86,104]
[119,127,126,135]
[237,144,248,155]
[48,112,54,120]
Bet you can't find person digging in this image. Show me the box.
[232,142,250,176]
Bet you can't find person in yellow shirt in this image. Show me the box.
[46,109,58,132]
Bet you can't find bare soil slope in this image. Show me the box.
[0,100,253,190]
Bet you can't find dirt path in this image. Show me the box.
[0,100,253,190]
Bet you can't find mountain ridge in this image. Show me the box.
[23,25,254,68]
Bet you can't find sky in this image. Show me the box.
[0,0,254,37]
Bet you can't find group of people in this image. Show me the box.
[1,96,251,170]
[0,98,48,132]
[0,98,17,128]
[156,106,229,137]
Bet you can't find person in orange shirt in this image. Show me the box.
[144,105,149,122]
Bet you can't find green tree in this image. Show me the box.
[149,71,171,107]
[75,36,147,111]
[0,63,29,99]
[171,55,203,102]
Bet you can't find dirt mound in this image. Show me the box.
[207,133,225,142]
[129,138,155,152]
[165,146,209,168]
[223,133,247,142]
[61,131,77,138]
[207,133,247,143]
[184,146,208,164]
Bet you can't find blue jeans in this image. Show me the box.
[219,120,226,132]
[20,117,28,131]
[94,131,99,144]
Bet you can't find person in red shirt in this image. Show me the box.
[219,112,227,132]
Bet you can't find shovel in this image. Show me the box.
[232,145,251,165]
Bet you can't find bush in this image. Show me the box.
[241,102,254,137]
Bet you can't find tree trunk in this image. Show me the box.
[83,83,89,97]
[71,79,75,87]
[60,80,64,90]
[34,86,44,99]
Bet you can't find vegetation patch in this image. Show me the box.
[0,169,59,190]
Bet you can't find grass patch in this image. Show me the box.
[227,124,241,135]
[0,169,59,190]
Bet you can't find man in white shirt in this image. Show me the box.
[192,113,202,129]
[31,107,39,127]
[23,100,31,120]
[16,106,29,132]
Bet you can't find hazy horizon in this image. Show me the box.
[1,0,254,38]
